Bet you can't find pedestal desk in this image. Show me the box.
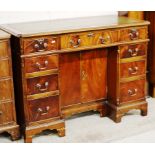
[0,15,149,142]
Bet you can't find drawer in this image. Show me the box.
[120,43,147,59]
[120,60,146,78]
[22,36,59,54]
[0,102,14,125]
[120,79,145,103]
[61,31,101,49]
[26,74,58,95]
[0,79,13,101]
[61,30,118,49]
[27,96,59,122]
[120,27,148,41]
[0,41,9,58]
[24,54,58,73]
[0,58,11,78]
[100,30,118,45]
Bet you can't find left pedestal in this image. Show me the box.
[0,30,20,141]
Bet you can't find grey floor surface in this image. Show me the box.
[0,97,155,143]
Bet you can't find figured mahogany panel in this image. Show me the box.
[120,43,147,59]
[100,30,118,44]
[22,36,60,54]
[120,79,145,103]
[119,26,148,41]
[59,52,81,107]
[120,60,146,78]
[0,41,9,58]
[27,96,59,122]
[61,31,101,49]
[24,54,58,73]
[0,79,13,101]
[26,74,58,95]
[61,30,119,50]
[81,49,107,102]
[0,102,14,125]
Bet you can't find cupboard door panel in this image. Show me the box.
[59,52,81,107]
[81,49,107,102]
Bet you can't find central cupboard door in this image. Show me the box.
[81,49,107,102]
[59,49,107,108]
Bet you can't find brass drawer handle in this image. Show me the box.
[128,66,139,75]
[129,29,139,40]
[34,39,48,52]
[35,60,48,70]
[37,106,50,116]
[128,48,139,57]
[36,82,49,92]
[87,32,94,37]
[70,38,81,48]
[99,36,110,44]
[128,88,138,97]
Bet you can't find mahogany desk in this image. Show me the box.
[0,15,150,142]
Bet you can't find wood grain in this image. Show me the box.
[120,60,146,78]
[1,16,149,142]
[119,43,147,59]
[0,79,13,101]
[26,74,58,95]
[120,79,145,103]
[81,49,107,102]
[26,96,60,122]
[0,102,14,125]
[22,36,60,54]
[0,41,9,58]
[0,34,20,141]
[24,54,58,73]
[0,59,11,78]
[59,52,81,107]
[119,26,148,41]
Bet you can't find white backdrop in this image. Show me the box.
[0,11,118,24]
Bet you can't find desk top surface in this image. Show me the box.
[0,15,150,38]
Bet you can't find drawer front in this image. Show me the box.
[100,30,118,45]
[0,41,9,58]
[120,27,147,41]
[0,102,14,125]
[61,30,118,49]
[0,79,13,101]
[24,54,58,73]
[61,31,101,49]
[120,43,146,59]
[120,60,146,78]
[0,59,11,78]
[27,96,59,122]
[23,36,59,54]
[26,74,58,95]
[120,79,145,103]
